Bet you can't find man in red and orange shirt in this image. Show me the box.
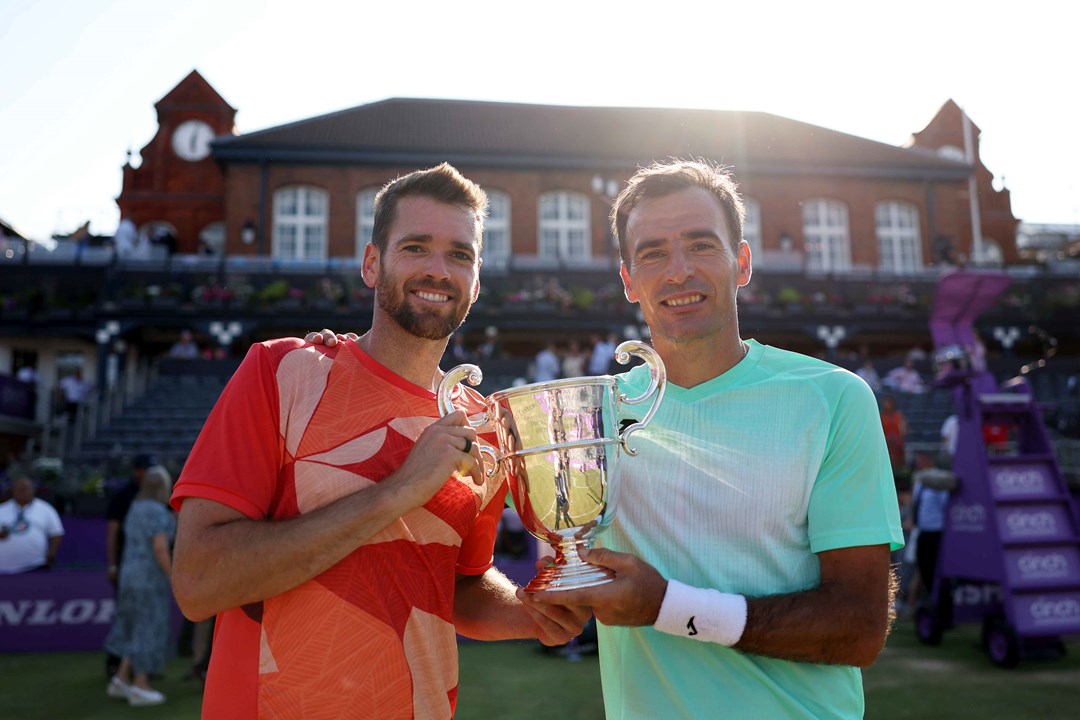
[170,164,588,719]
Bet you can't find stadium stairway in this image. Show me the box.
[64,364,234,470]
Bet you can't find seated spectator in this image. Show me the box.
[477,325,502,361]
[856,359,883,393]
[168,330,200,360]
[879,396,908,476]
[885,358,926,394]
[0,476,64,573]
[562,341,586,379]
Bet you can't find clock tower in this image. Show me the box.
[117,69,236,253]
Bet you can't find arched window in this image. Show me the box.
[273,186,328,260]
[742,197,762,267]
[981,239,1003,266]
[199,222,225,255]
[355,187,378,258]
[875,201,922,273]
[801,199,850,272]
[538,191,591,261]
[483,189,511,270]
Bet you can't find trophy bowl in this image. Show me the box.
[437,341,666,591]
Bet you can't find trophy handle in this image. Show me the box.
[437,364,499,477]
[613,340,667,456]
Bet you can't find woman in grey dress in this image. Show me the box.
[105,466,175,706]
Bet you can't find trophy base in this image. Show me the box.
[524,541,614,592]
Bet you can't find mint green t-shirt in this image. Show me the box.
[599,340,904,720]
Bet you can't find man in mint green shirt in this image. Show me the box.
[524,160,903,719]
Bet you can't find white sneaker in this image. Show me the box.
[107,676,132,700]
[127,685,166,706]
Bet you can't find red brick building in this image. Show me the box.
[119,72,1019,271]
[116,70,235,253]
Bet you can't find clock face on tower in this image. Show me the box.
[171,120,215,161]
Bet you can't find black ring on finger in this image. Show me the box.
[463,437,472,454]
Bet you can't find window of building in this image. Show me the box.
[802,199,851,272]
[355,188,378,258]
[483,189,511,269]
[875,201,922,273]
[742,197,762,266]
[273,186,328,260]
[538,191,591,261]
[199,222,225,255]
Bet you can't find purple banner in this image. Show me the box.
[1004,546,1080,589]
[0,373,34,420]
[1012,591,1080,635]
[0,569,116,652]
[996,504,1076,543]
[989,463,1055,500]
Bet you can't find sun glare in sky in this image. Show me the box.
[2,0,1076,240]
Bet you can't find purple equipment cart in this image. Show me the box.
[917,269,1080,667]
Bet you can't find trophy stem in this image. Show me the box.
[524,538,615,592]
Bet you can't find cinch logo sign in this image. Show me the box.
[953,583,1000,607]
[0,599,115,626]
[950,503,985,531]
[1029,597,1080,624]
[1005,510,1056,537]
[1017,552,1070,579]
[993,468,1047,494]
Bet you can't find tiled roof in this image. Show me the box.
[215,98,970,179]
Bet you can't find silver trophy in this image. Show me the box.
[437,341,666,591]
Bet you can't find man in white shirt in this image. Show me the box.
[58,369,90,422]
[533,343,561,383]
[940,414,959,459]
[588,332,617,375]
[0,477,65,573]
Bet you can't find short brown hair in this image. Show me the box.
[611,159,745,266]
[370,163,488,252]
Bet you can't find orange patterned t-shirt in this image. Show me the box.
[171,338,505,720]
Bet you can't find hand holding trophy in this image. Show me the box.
[437,340,666,591]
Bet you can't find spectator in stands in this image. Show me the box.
[910,452,956,604]
[940,414,959,460]
[0,476,64,573]
[879,395,908,476]
[884,357,926,394]
[561,340,586,379]
[104,453,152,677]
[905,345,928,362]
[168,330,200,360]
[15,363,39,385]
[969,332,987,372]
[477,325,502,361]
[447,333,470,364]
[496,504,528,560]
[588,332,618,375]
[856,359,882,393]
[57,368,90,422]
[104,465,175,706]
[533,342,561,382]
[113,217,138,257]
[15,363,40,413]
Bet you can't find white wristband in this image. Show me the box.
[653,579,747,647]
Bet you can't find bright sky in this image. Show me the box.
[2,0,1077,241]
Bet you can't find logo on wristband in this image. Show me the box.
[687,616,698,636]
